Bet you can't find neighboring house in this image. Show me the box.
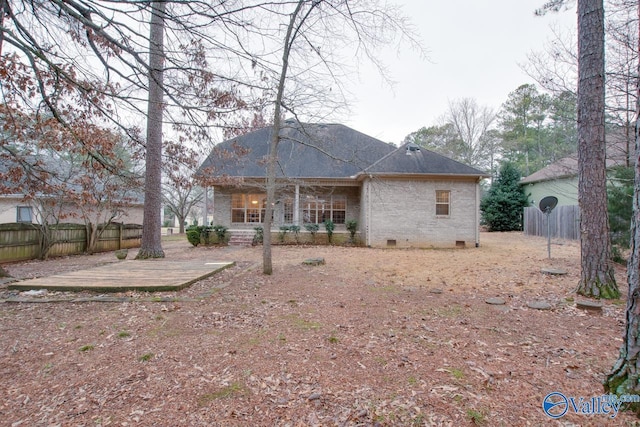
[520,142,630,240]
[0,165,145,226]
[0,194,38,224]
[0,193,145,225]
[520,142,630,207]
[198,121,488,248]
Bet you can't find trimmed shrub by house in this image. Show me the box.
[186,225,228,246]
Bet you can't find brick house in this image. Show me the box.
[198,121,488,248]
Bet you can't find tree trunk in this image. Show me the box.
[0,0,6,56]
[605,1,640,402]
[86,222,96,254]
[263,1,307,275]
[575,0,619,298]
[137,1,166,259]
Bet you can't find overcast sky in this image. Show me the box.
[343,0,577,144]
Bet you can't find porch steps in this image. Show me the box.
[228,230,256,246]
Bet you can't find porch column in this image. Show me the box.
[294,184,300,225]
[203,186,208,226]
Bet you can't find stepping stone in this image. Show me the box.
[541,268,568,275]
[527,300,553,310]
[303,258,325,266]
[576,299,603,312]
[486,297,506,305]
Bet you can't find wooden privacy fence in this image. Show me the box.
[523,205,580,240]
[0,222,142,263]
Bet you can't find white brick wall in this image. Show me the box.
[213,178,481,248]
[362,177,480,248]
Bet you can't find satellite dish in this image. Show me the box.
[539,196,558,214]
[538,196,558,259]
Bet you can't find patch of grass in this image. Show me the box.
[411,414,425,426]
[435,305,463,318]
[375,356,387,366]
[285,314,322,330]
[277,333,287,343]
[117,331,131,339]
[42,362,54,375]
[328,333,339,344]
[244,329,266,347]
[466,408,486,425]
[246,336,261,346]
[198,382,246,406]
[407,376,418,386]
[79,344,94,352]
[74,324,82,329]
[450,368,464,380]
[369,284,400,293]
[139,352,154,362]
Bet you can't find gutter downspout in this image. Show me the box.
[475,178,480,247]
[366,178,371,246]
[294,184,300,226]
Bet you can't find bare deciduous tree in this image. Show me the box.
[256,0,422,274]
[0,0,258,258]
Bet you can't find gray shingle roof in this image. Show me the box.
[362,143,488,177]
[199,123,488,180]
[520,141,630,184]
[199,122,395,178]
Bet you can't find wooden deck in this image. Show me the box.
[7,260,235,293]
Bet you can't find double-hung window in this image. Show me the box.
[435,190,450,217]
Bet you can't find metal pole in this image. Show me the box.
[546,209,551,259]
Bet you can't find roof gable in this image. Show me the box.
[199,122,396,179]
[363,143,488,177]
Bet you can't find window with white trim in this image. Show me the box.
[435,190,450,216]
[231,194,267,223]
[17,206,33,223]
[302,195,346,224]
[283,198,294,223]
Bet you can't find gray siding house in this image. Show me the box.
[198,121,488,248]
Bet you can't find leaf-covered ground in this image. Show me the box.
[0,232,635,426]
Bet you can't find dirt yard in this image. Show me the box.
[0,232,635,426]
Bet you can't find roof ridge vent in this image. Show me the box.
[406,143,421,155]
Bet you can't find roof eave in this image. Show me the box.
[354,172,489,181]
